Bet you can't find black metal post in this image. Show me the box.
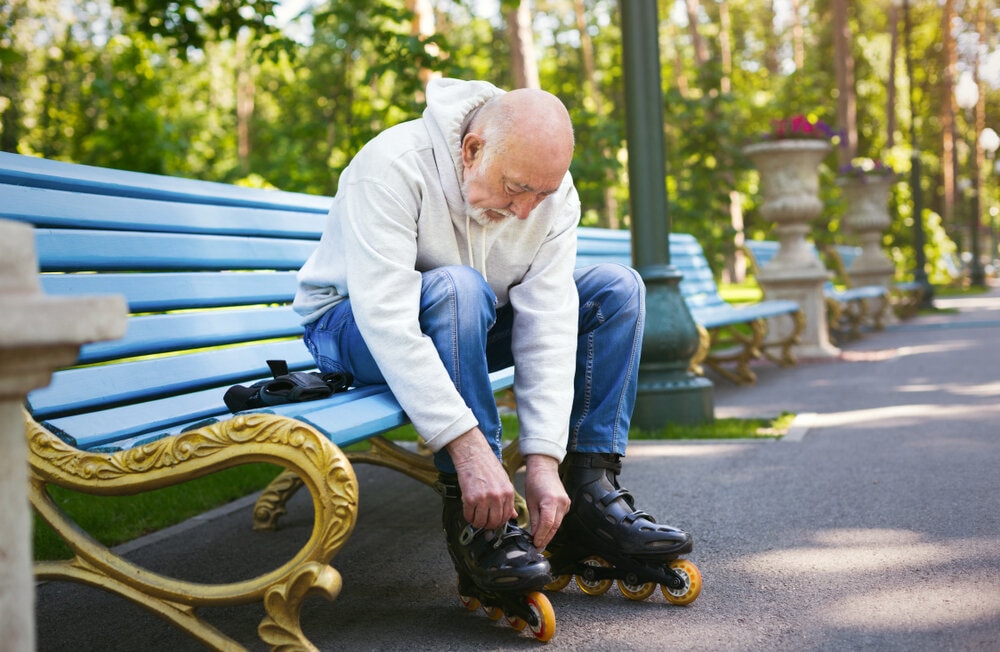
[620,0,713,428]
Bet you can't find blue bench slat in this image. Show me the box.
[34,229,316,272]
[2,184,327,239]
[28,340,314,419]
[0,151,332,213]
[266,368,516,448]
[40,386,235,449]
[40,271,298,312]
[77,306,303,364]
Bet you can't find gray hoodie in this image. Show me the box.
[293,78,580,461]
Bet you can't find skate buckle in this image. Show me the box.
[458,524,480,546]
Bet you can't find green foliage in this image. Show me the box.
[2,0,994,282]
[112,0,280,54]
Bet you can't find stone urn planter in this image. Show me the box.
[838,173,896,285]
[743,138,838,358]
[743,139,832,273]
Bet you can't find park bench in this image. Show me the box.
[4,150,801,647]
[576,227,804,384]
[2,151,524,650]
[742,239,889,342]
[825,244,924,319]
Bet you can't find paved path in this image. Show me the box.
[35,283,1000,651]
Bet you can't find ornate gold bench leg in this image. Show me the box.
[28,411,358,652]
[254,469,306,531]
[346,436,439,487]
[702,321,763,385]
[259,561,342,651]
[687,323,710,377]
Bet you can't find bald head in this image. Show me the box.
[469,88,575,174]
[461,87,575,221]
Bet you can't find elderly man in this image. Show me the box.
[294,78,695,636]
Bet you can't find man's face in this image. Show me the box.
[461,135,567,223]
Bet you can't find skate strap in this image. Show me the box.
[435,475,462,499]
[567,453,623,473]
[600,488,656,523]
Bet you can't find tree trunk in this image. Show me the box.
[236,35,254,174]
[685,0,709,66]
[940,0,957,231]
[573,0,619,228]
[887,3,898,150]
[789,0,805,71]
[832,0,856,167]
[507,0,539,89]
[406,0,439,93]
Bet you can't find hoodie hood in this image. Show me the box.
[423,78,505,227]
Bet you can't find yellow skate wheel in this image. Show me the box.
[576,557,613,596]
[482,605,503,621]
[504,613,527,631]
[542,550,571,591]
[544,574,571,592]
[459,594,480,611]
[617,578,656,601]
[661,559,702,606]
[525,591,556,642]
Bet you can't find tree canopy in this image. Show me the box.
[2,0,997,283]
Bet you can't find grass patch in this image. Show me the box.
[718,281,763,304]
[33,412,793,560]
[33,462,284,560]
[631,411,795,440]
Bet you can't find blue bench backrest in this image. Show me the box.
[577,227,727,311]
[2,153,724,450]
[2,153,328,449]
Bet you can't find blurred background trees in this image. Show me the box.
[1,0,997,284]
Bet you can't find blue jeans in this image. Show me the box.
[302,264,645,473]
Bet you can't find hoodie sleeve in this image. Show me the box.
[507,182,582,462]
[338,169,481,453]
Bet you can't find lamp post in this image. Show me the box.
[955,71,984,287]
[980,127,1000,273]
[619,0,713,426]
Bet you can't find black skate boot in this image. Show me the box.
[437,473,557,641]
[545,453,702,605]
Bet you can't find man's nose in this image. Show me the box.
[510,195,539,219]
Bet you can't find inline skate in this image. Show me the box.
[437,474,557,642]
[544,453,702,605]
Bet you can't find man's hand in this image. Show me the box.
[523,454,570,550]
[446,428,517,530]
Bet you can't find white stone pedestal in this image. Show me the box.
[757,264,840,359]
[0,219,126,652]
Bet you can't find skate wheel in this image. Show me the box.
[482,605,503,621]
[661,558,702,606]
[544,574,571,592]
[505,613,527,631]
[576,556,613,596]
[459,594,480,611]
[617,578,656,601]
[525,591,556,642]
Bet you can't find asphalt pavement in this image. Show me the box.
[34,281,1000,651]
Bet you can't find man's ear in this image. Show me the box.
[462,133,485,167]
